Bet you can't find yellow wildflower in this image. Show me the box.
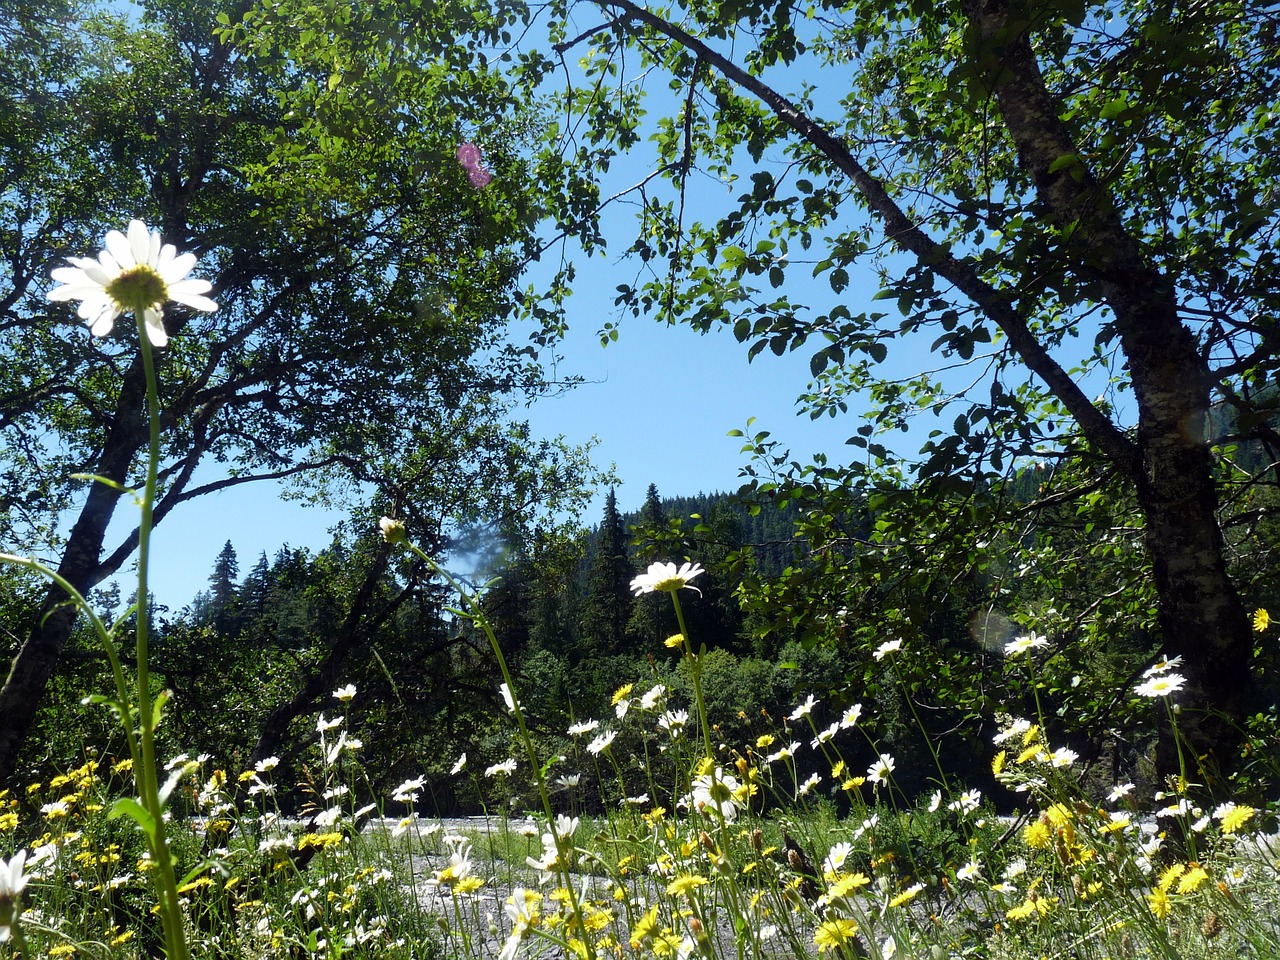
[666,873,709,897]
[991,750,1007,775]
[814,918,859,953]
[1148,888,1171,918]
[1253,608,1270,632]
[611,684,634,706]
[1158,863,1185,892]
[756,734,776,749]
[1176,864,1209,894]
[1023,821,1052,849]
[1219,804,1256,835]
[665,634,685,649]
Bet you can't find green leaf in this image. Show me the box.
[109,797,156,834]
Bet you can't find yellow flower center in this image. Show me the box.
[105,266,168,314]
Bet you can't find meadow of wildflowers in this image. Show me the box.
[2,223,1278,960]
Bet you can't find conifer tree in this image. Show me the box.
[208,541,240,636]
[582,489,634,655]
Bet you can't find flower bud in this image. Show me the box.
[379,517,407,544]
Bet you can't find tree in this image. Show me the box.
[206,540,239,635]
[498,0,1276,780]
[0,0,590,779]
[581,488,634,655]
[231,0,1280,778]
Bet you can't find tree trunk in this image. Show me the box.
[0,363,147,783]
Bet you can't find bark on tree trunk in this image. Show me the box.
[0,365,147,783]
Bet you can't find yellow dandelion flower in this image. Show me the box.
[831,760,846,778]
[1253,608,1270,632]
[49,945,79,957]
[841,777,865,792]
[991,750,1007,775]
[1016,744,1045,765]
[814,918,859,953]
[1021,724,1041,746]
[1176,864,1209,894]
[1043,804,1074,828]
[1220,804,1256,835]
[611,684,634,705]
[1023,821,1052,849]
[0,812,17,832]
[630,905,660,948]
[1148,888,1171,918]
[666,874,709,897]
[1158,863,1186,892]
[664,633,685,649]
[756,734,776,749]
[889,883,924,908]
[828,872,871,898]
[455,876,485,894]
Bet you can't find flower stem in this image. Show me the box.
[134,322,190,960]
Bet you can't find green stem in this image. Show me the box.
[671,592,713,759]
[134,322,190,960]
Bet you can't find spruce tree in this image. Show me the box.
[582,489,634,655]
[208,540,240,636]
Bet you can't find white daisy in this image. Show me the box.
[47,219,217,347]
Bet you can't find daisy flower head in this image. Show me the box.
[47,219,217,347]
[1004,633,1048,657]
[1253,608,1270,632]
[788,694,818,721]
[867,753,896,785]
[873,639,902,661]
[630,561,705,596]
[1134,673,1187,698]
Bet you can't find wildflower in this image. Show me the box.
[992,717,1033,744]
[1135,673,1186,698]
[927,790,942,812]
[659,709,688,735]
[666,874,709,897]
[557,773,581,788]
[499,889,541,960]
[1142,655,1183,676]
[664,633,685,649]
[1048,747,1078,768]
[767,742,799,763]
[948,789,981,815]
[615,698,631,720]
[685,767,746,821]
[867,753,895,785]
[500,682,520,713]
[0,850,28,941]
[392,777,425,803]
[630,561,705,595]
[428,836,477,892]
[826,872,871,899]
[1253,608,1269,632]
[610,684,634,706]
[639,684,667,710]
[1213,802,1256,834]
[822,842,852,878]
[810,721,840,749]
[586,731,616,755]
[378,517,407,544]
[956,861,982,882]
[1107,782,1135,802]
[788,695,818,721]
[1004,633,1048,656]
[840,703,862,728]
[451,753,467,774]
[797,773,821,797]
[332,684,357,702]
[889,882,924,908]
[567,719,600,737]
[1176,864,1209,894]
[1147,888,1171,918]
[47,220,217,346]
[873,639,902,660]
[814,918,859,953]
[485,759,518,777]
[316,713,343,733]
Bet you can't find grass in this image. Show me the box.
[4,663,1279,960]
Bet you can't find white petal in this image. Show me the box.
[162,251,198,283]
[172,292,218,313]
[127,220,153,266]
[157,243,177,274]
[105,229,135,270]
[87,309,117,337]
[143,307,168,347]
